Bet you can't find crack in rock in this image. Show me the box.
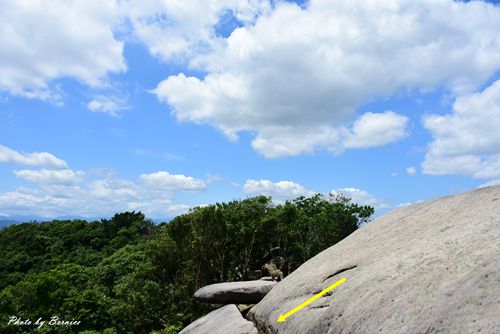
[322,265,357,282]
[310,304,330,309]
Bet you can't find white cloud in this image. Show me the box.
[127,200,190,217]
[0,190,49,215]
[139,171,206,191]
[242,179,387,209]
[423,79,500,179]
[13,88,64,106]
[0,145,68,169]
[87,95,128,117]
[0,0,126,99]
[342,111,409,150]
[154,0,500,158]
[406,166,417,175]
[249,126,340,158]
[14,169,85,185]
[123,0,271,62]
[0,169,206,218]
[247,111,409,158]
[89,178,138,201]
[332,187,389,209]
[0,0,272,103]
[243,179,315,201]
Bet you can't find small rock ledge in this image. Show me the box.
[194,280,277,304]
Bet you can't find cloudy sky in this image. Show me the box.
[1,0,500,219]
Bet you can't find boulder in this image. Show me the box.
[179,304,257,334]
[194,280,276,304]
[248,185,500,333]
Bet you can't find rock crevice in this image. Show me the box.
[322,265,357,282]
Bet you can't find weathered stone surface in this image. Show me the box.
[179,304,258,334]
[259,276,273,281]
[194,280,276,304]
[248,185,500,334]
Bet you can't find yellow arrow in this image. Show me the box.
[277,277,346,322]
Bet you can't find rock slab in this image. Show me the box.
[194,280,276,304]
[179,304,257,334]
[248,185,500,334]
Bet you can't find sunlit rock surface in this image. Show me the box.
[248,185,500,334]
[179,304,258,334]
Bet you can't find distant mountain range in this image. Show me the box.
[0,215,88,229]
[0,220,20,229]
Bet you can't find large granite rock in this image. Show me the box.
[179,304,257,334]
[248,185,500,333]
[194,280,276,304]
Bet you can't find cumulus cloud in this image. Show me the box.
[423,79,500,179]
[154,0,500,157]
[342,111,409,150]
[332,187,389,209]
[0,145,68,169]
[242,179,387,209]
[123,0,270,62]
[0,0,271,104]
[139,171,206,191]
[0,0,126,99]
[87,95,129,117]
[14,169,85,185]
[243,179,315,200]
[0,169,206,218]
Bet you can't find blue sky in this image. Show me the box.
[1,0,500,219]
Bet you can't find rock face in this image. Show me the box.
[248,185,500,333]
[194,280,276,304]
[179,304,257,334]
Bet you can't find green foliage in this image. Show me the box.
[0,212,156,290]
[0,195,373,333]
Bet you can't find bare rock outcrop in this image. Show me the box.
[248,185,500,333]
[194,280,276,304]
[179,304,258,334]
